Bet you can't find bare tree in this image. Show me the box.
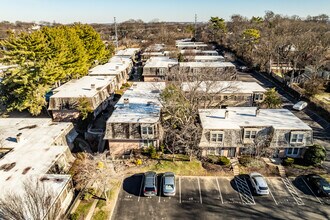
[0,179,60,220]
[72,152,118,201]
[161,66,239,160]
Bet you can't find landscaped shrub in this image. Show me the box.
[143,145,159,159]
[135,159,143,166]
[82,188,96,201]
[218,156,230,166]
[303,144,326,166]
[207,155,219,164]
[283,157,295,166]
[69,213,79,220]
[238,156,254,166]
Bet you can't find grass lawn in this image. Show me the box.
[141,158,208,176]
[314,92,330,105]
[73,199,94,220]
[92,180,121,220]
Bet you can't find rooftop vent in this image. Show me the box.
[124,98,129,106]
[256,107,260,116]
[16,133,22,143]
[91,84,95,89]
[225,110,229,119]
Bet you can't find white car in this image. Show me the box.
[249,172,269,195]
[292,101,308,111]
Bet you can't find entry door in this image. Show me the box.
[220,148,225,156]
[228,148,236,157]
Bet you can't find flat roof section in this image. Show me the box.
[181,81,266,94]
[51,76,116,98]
[115,48,140,57]
[107,82,166,124]
[0,118,73,199]
[89,60,132,76]
[144,57,178,68]
[179,62,235,68]
[199,107,312,130]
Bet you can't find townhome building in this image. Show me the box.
[186,55,225,62]
[176,41,208,50]
[115,48,140,60]
[48,75,117,121]
[181,81,266,107]
[104,82,166,156]
[198,107,313,158]
[143,57,178,82]
[177,62,237,81]
[0,118,77,219]
[89,56,133,89]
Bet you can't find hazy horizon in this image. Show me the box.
[1,0,329,24]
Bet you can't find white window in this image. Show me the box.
[141,126,154,135]
[291,134,304,143]
[210,132,224,143]
[192,68,199,74]
[207,148,216,155]
[254,93,264,101]
[143,140,154,147]
[159,68,165,75]
[286,148,299,156]
[244,130,257,139]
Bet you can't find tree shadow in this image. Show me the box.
[122,173,144,196]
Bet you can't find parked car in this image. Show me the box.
[143,171,157,196]
[305,174,330,197]
[249,172,269,195]
[163,172,176,196]
[292,101,308,111]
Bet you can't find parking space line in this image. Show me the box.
[179,176,181,203]
[216,177,224,204]
[138,175,144,202]
[159,176,162,203]
[269,188,278,205]
[198,177,203,204]
[266,178,278,205]
[301,178,323,204]
[281,177,304,205]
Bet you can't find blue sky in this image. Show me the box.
[1,0,329,23]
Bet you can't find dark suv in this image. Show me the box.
[143,171,157,196]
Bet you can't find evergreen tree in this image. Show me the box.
[0,24,112,115]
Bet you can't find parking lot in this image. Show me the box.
[112,175,330,220]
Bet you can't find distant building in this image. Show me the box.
[0,118,77,219]
[198,107,313,158]
[181,81,266,107]
[143,57,178,82]
[115,48,140,60]
[104,82,166,156]
[89,56,133,89]
[187,55,225,62]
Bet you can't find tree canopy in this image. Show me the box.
[262,88,282,108]
[0,24,112,115]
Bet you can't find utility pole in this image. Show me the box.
[114,17,119,51]
[194,14,197,40]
